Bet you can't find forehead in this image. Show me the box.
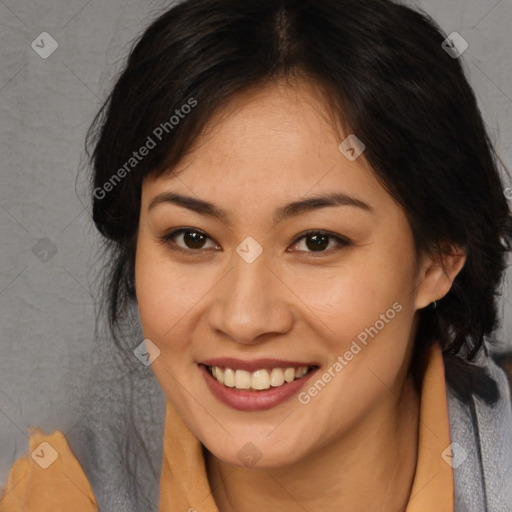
[141,82,388,215]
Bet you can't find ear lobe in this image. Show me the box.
[414,245,466,310]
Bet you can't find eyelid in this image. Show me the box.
[289,230,350,254]
[158,227,219,252]
[158,227,350,254]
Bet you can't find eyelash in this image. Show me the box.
[157,228,350,256]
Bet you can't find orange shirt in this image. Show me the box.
[0,341,453,511]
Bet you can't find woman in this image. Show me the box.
[2,0,512,510]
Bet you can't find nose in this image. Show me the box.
[206,251,294,345]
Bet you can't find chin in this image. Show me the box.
[203,430,311,469]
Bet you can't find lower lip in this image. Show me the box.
[199,364,319,412]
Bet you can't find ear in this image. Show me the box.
[414,243,466,310]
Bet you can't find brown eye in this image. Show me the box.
[291,230,350,254]
[305,233,329,251]
[181,230,207,249]
[159,228,218,251]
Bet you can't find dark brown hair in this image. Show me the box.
[84,1,512,507]
[88,0,511,372]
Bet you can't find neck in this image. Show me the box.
[206,371,421,512]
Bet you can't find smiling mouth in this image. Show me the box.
[204,364,318,391]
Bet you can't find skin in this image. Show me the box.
[135,80,466,512]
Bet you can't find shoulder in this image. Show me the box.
[443,347,512,511]
[0,426,98,511]
[443,345,512,438]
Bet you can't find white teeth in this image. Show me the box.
[224,368,235,387]
[209,365,311,390]
[284,368,295,383]
[269,368,285,387]
[295,367,308,378]
[251,369,270,390]
[214,366,224,384]
[235,369,252,389]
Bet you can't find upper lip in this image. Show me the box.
[200,358,318,372]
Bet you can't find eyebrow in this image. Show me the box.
[147,191,374,227]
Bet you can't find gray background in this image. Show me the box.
[1,0,511,490]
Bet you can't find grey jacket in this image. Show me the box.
[445,349,512,511]
[64,342,512,512]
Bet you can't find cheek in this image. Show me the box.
[280,251,416,342]
[134,239,200,343]
[134,214,417,350]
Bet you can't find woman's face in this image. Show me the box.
[135,82,448,468]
